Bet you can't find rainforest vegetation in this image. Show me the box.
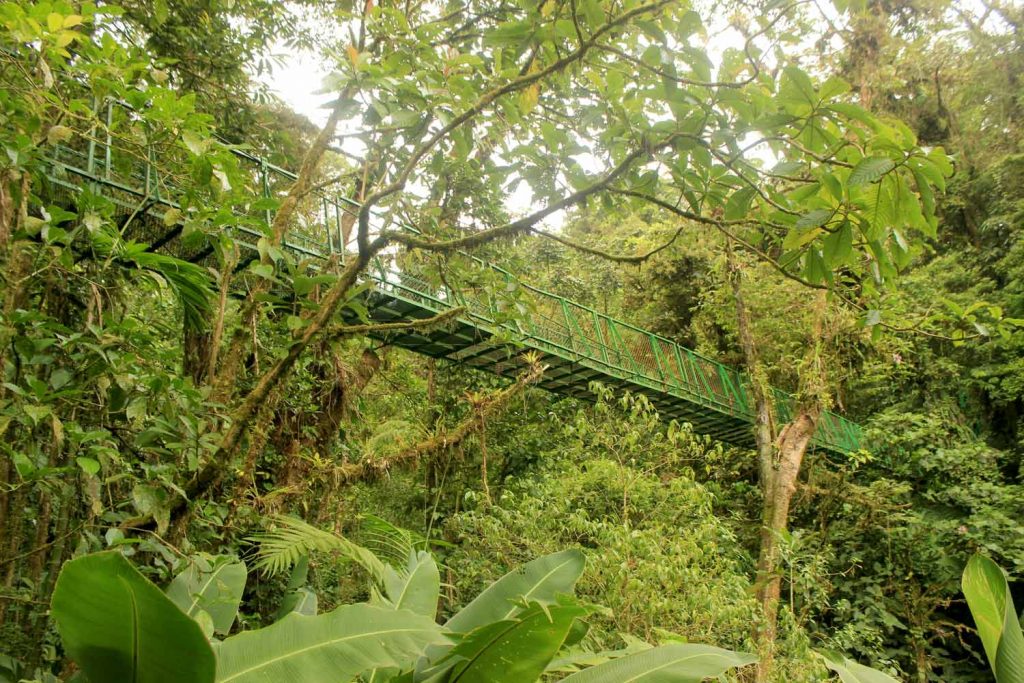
[0,0,1022,681]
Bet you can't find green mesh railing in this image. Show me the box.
[41,99,861,454]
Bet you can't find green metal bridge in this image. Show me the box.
[40,101,861,455]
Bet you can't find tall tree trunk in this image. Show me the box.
[311,347,382,456]
[752,407,819,679]
[726,242,826,682]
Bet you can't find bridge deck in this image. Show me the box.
[40,100,861,455]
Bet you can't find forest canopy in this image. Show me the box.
[0,0,1022,681]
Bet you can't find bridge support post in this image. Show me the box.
[648,333,669,388]
[103,101,112,182]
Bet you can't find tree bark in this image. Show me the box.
[311,347,381,457]
[183,326,212,384]
[752,408,819,680]
[726,242,826,682]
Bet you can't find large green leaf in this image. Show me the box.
[275,555,317,621]
[441,601,590,683]
[817,650,899,683]
[367,551,441,681]
[560,643,757,682]
[962,554,1024,682]
[166,555,247,635]
[51,551,216,683]
[380,551,441,618]
[847,156,895,187]
[214,602,447,683]
[444,550,585,634]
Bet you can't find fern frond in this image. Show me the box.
[363,420,425,459]
[249,515,387,580]
[359,514,426,568]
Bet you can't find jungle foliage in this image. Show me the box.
[0,0,1022,681]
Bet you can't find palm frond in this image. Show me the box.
[127,246,214,329]
[249,515,387,580]
[87,226,213,329]
[359,514,426,568]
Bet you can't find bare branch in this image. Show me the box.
[530,225,685,263]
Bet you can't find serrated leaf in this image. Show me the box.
[724,187,756,220]
[819,76,851,100]
[823,222,853,265]
[779,66,817,105]
[796,208,833,229]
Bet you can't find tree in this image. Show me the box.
[0,0,957,676]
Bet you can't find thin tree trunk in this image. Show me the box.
[0,175,31,615]
[752,408,819,679]
[183,326,212,384]
[207,245,237,379]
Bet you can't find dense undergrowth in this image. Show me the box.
[1,0,1023,681]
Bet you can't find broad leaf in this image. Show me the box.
[443,601,591,682]
[166,555,247,635]
[724,187,756,220]
[818,650,900,683]
[214,602,447,683]
[848,157,895,187]
[52,551,216,683]
[275,555,314,621]
[288,587,319,616]
[381,551,441,618]
[962,554,1024,682]
[561,643,757,682]
[444,550,585,634]
[367,551,440,681]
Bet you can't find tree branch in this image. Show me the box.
[335,361,545,483]
[530,225,685,263]
[379,141,658,253]
[355,0,677,254]
[325,307,466,340]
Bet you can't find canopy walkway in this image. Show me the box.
[40,101,862,455]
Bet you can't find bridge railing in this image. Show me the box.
[44,97,861,454]
[366,259,859,454]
